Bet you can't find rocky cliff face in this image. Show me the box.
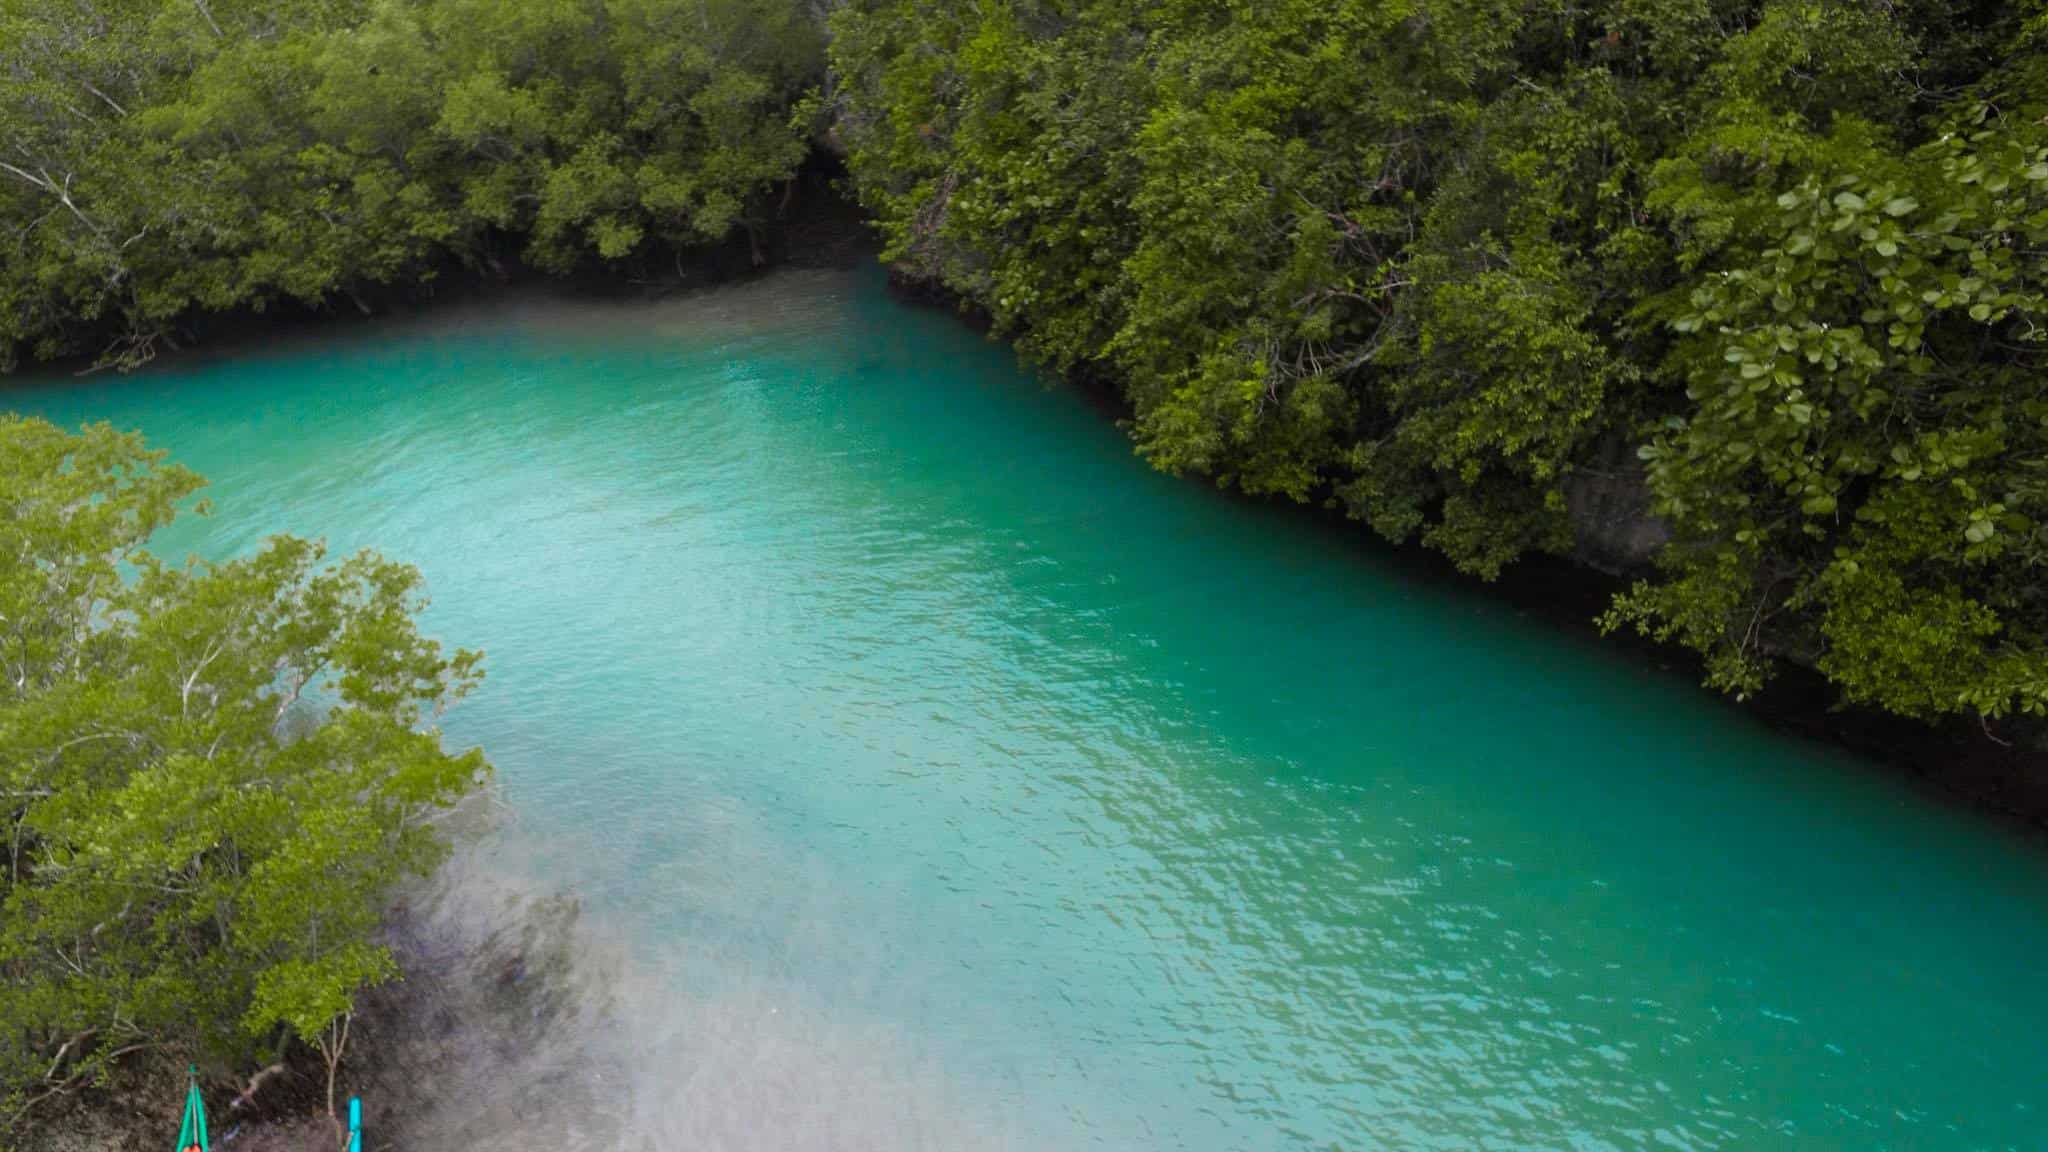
[1565,432,1669,577]
[1552,434,2048,794]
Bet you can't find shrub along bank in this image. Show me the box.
[0,416,486,1139]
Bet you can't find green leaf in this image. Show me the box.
[0,417,489,1096]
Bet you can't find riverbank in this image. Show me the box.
[2,156,873,387]
[872,268,2048,834]
[12,173,2043,827]
[14,837,581,1152]
[888,222,2047,825]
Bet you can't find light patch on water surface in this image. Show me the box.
[366,835,1064,1152]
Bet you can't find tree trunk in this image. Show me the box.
[320,1012,352,1151]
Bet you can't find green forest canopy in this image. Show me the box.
[0,416,486,1122]
[4,0,2047,728]
[0,0,821,369]
[830,0,2048,726]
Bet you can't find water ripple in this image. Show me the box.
[10,268,2048,1151]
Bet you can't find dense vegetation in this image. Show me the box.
[0,417,484,1131]
[5,0,2047,730]
[0,0,819,370]
[826,0,2048,727]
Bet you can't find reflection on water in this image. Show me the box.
[13,268,2048,1150]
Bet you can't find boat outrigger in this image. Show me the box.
[174,1068,205,1152]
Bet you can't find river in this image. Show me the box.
[12,266,2048,1150]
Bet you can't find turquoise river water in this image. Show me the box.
[11,267,2048,1150]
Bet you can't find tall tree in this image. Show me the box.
[0,416,488,1126]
